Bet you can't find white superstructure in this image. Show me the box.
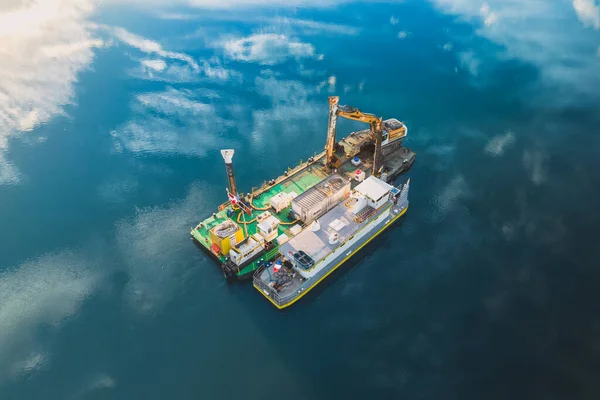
[279,175,396,279]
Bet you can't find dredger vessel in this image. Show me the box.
[190,96,415,292]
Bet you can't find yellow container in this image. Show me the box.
[209,219,243,255]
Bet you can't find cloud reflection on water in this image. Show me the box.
[110,87,234,156]
[0,251,101,381]
[429,0,600,98]
[2,0,599,185]
[0,0,102,184]
[222,33,316,65]
[1,1,599,397]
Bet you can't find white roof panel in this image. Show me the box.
[289,224,302,235]
[329,219,346,231]
[354,175,393,200]
[257,215,279,232]
[276,233,290,245]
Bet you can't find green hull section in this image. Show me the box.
[191,164,328,278]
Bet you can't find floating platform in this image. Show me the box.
[191,128,415,280]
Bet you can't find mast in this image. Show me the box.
[220,149,237,196]
[372,117,384,176]
[325,96,339,168]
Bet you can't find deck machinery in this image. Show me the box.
[190,96,415,280]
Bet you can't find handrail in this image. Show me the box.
[253,265,285,305]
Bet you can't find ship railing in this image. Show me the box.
[254,248,358,307]
[253,265,286,306]
[253,264,312,307]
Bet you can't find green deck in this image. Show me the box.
[191,164,328,277]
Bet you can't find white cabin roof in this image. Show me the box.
[257,215,279,232]
[354,175,393,201]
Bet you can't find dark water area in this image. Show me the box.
[1,0,600,399]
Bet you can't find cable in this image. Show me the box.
[236,211,257,224]
[249,197,269,211]
[279,219,299,225]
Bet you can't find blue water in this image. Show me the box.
[1,1,600,399]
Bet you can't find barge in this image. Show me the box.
[190,96,415,280]
[253,175,410,308]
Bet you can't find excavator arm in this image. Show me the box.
[336,105,380,126]
[325,96,384,176]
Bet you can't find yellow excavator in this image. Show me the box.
[324,96,407,176]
